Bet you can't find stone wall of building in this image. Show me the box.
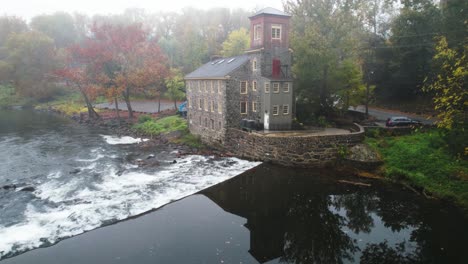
[223,124,365,167]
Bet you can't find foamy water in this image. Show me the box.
[0,149,260,259]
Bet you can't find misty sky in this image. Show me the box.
[2,0,284,19]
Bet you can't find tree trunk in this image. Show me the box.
[158,96,161,113]
[123,90,133,119]
[114,97,121,126]
[80,89,99,120]
[174,100,177,110]
[321,66,329,114]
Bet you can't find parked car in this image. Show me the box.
[386,116,422,127]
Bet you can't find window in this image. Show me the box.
[273,83,280,93]
[252,81,257,91]
[272,105,279,115]
[204,99,208,111]
[198,81,201,92]
[218,101,222,114]
[283,83,290,93]
[187,82,191,92]
[199,116,202,125]
[218,80,222,94]
[265,83,270,93]
[272,24,281,39]
[211,119,214,129]
[188,98,191,108]
[254,24,262,40]
[240,81,248,94]
[283,104,289,115]
[198,98,202,110]
[210,100,214,112]
[204,81,208,92]
[252,59,257,71]
[252,101,258,112]
[210,81,214,93]
[204,118,208,127]
[218,121,222,129]
[240,101,248,114]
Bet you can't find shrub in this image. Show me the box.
[138,114,153,124]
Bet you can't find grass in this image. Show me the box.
[133,115,204,148]
[34,92,91,116]
[366,131,468,209]
[0,84,33,108]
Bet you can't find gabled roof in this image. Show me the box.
[249,7,291,19]
[185,54,250,79]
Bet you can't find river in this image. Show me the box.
[0,110,467,263]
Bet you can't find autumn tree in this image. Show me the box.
[165,68,186,110]
[221,28,250,57]
[423,37,467,130]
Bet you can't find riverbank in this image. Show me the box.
[366,131,468,212]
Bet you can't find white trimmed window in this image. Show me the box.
[240,101,248,114]
[198,98,202,110]
[187,82,191,92]
[198,81,201,92]
[283,83,290,93]
[254,24,261,40]
[252,81,257,91]
[218,101,222,114]
[204,81,208,92]
[283,104,289,115]
[272,24,281,39]
[188,98,191,108]
[272,105,279,115]
[210,100,214,112]
[211,119,215,129]
[252,101,258,112]
[252,59,257,71]
[265,83,270,93]
[218,80,222,94]
[210,81,214,93]
[204,99,208,111]
[240,81,248,94]
[273,83,280,93]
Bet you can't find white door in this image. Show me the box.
[264,112,269,130]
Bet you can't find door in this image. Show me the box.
[264,112,269,130]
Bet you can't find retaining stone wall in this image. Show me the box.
[223,124,365,167]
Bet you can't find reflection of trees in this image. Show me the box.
[360,240,421,264]
[333,193,379,234]
[281,195,359,264]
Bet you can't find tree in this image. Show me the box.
[5,31,60,99]
[220,28,250,57]
[0,16,28,47]
[165,69,186,110]
[332,59,367,112]
[423,37,467,130]
[285,0,365,118]
[30,12,78,48]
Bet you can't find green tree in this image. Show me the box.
[220,28,250,57]
[0,16,28,47]
[165,69,186,110]
[5,31,60,99]
[332,59,367,112]
[285,0,365,118]
[30,12,78,48]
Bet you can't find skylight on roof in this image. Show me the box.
[227,58,236,63]
[217,59,225,64]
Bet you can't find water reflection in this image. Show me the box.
[201,164,468,264]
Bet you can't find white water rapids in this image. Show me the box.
[0,135,260,259]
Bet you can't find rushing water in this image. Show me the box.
[1,110,467,263]
[0,110,260,260]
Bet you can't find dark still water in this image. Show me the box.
[1,110,468,264]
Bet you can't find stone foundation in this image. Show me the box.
[222,124,365,167]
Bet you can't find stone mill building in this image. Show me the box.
[185,7,293,144]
